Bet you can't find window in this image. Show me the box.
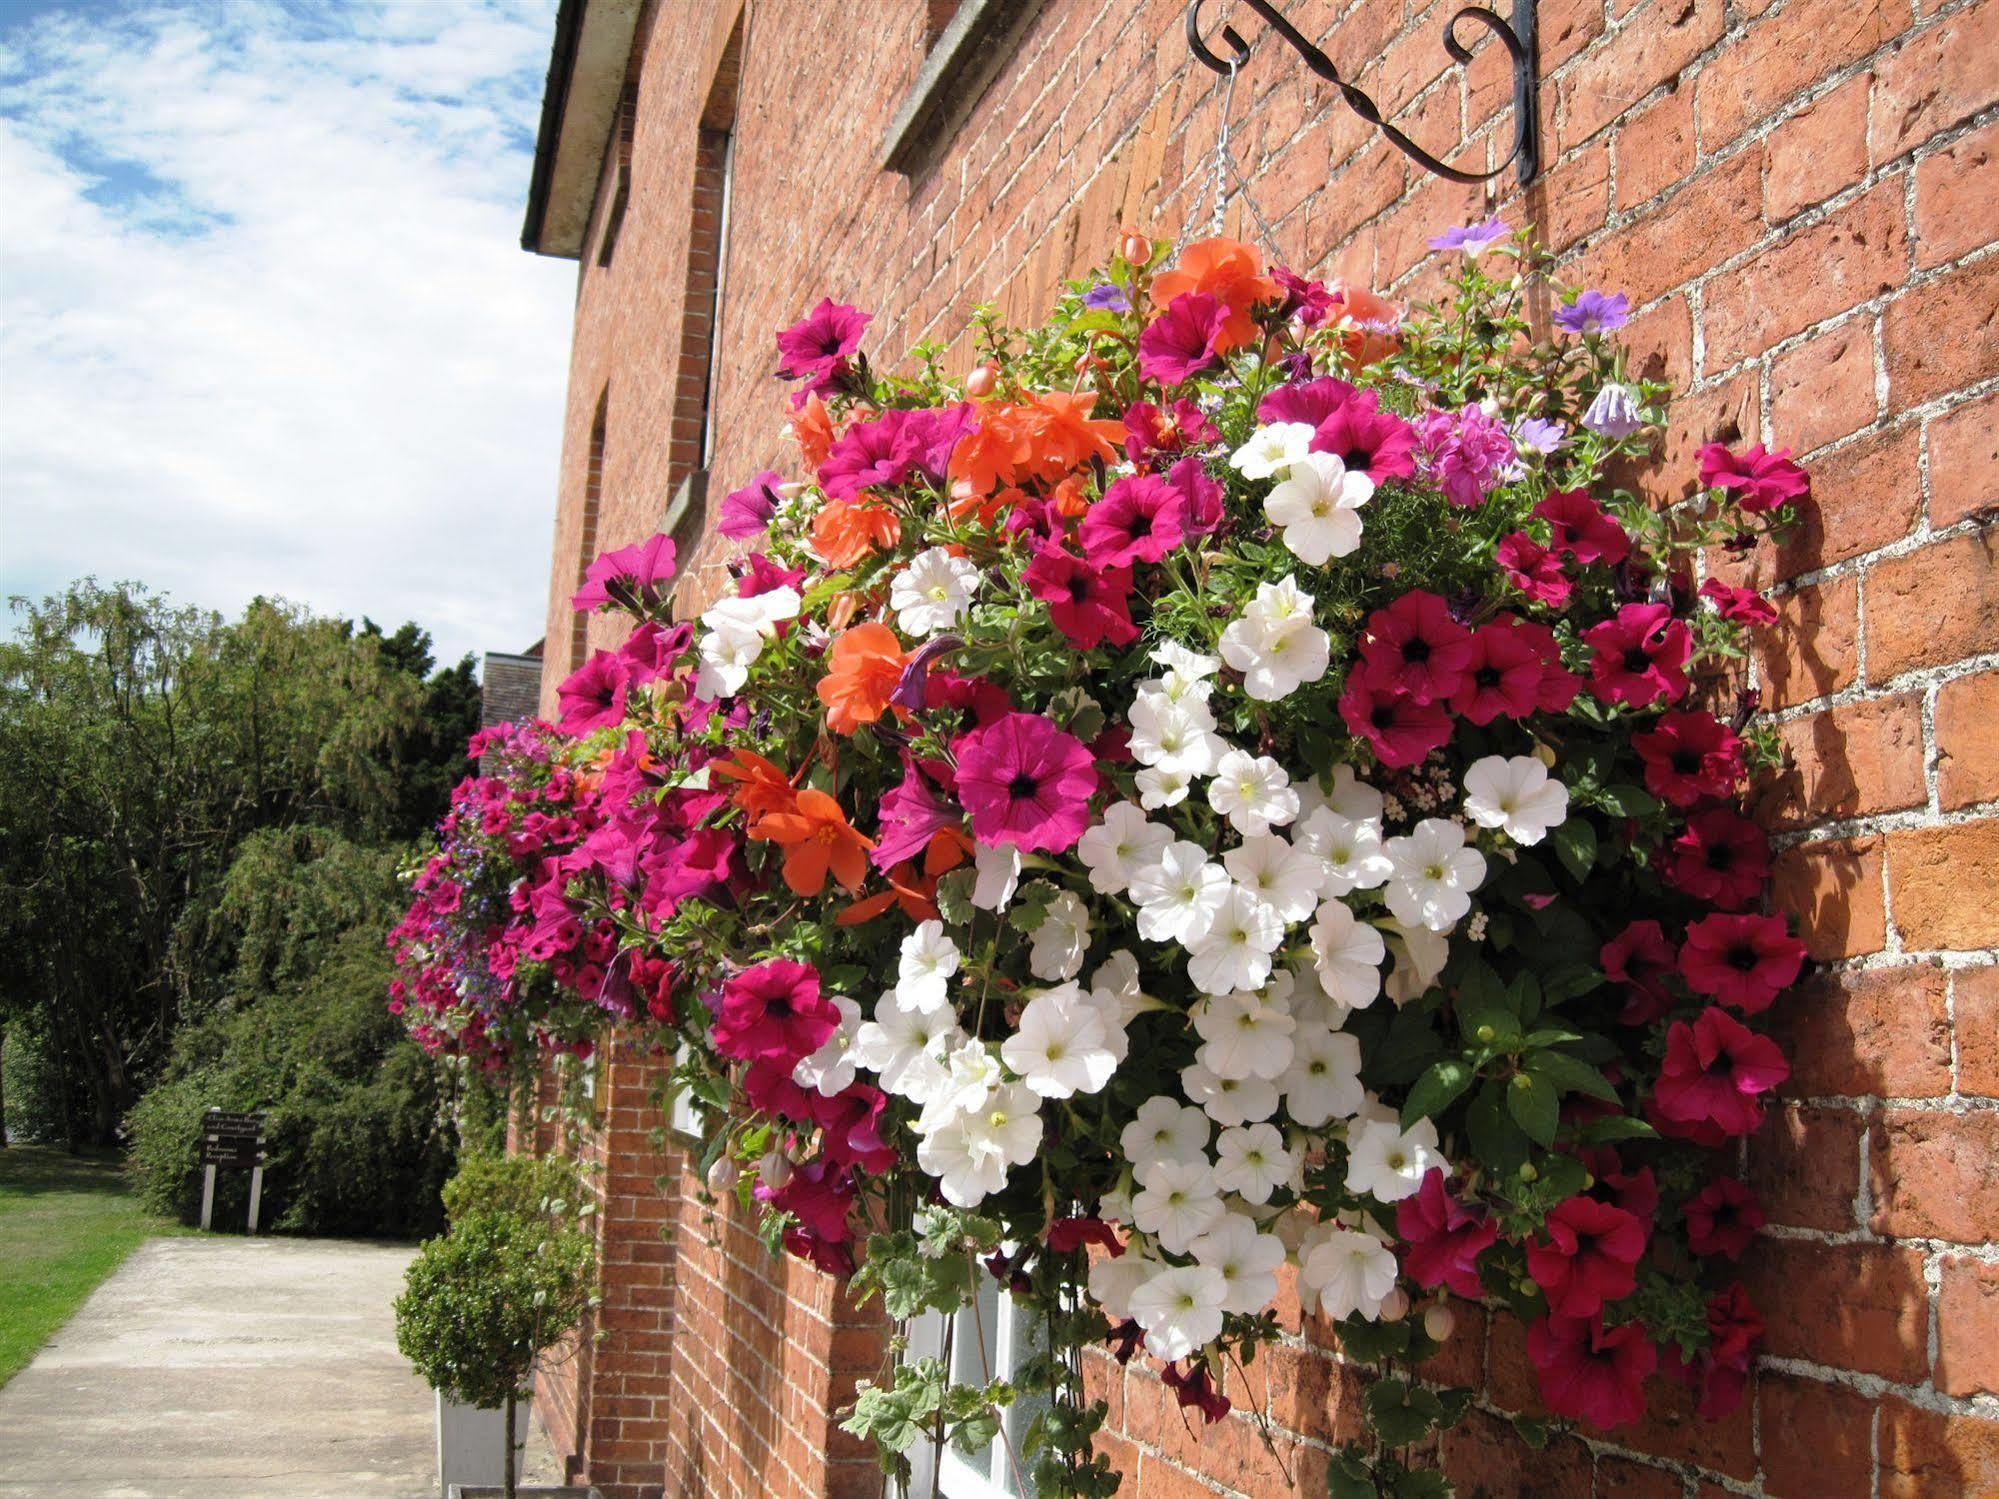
[697,118,735,470]
[883,0,1045,176]
[568,388,607,672]
[902,1284,1050,1499]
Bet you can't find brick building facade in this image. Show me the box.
[516,0,1998,1494]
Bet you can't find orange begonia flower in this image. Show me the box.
[1049,473,1091,519]
[752,788,873,897]
[713,749,801,826]
[835,860,941,926]
[1152,237,1283,352]
[790,394,837,468]
[1018,390,1123,484]
[811,499,901,569]
[816,622,908,735]
[1329,282,1404,366]
[949,401,1032,495]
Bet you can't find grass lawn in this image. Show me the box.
[0,1144,185,1386]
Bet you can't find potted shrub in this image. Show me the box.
[394,1206,595,1499]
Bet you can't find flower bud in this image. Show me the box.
[758,1150,792,1189]
[1518,1161,1538,1183]
[1121,229,1151,266]
[966,363,998,398]
[706,1156,738,1194]
[1423,1303,1457,1342]
[1379,1287,1410,1322]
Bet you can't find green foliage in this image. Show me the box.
[441,1151,589,1229]
[393,1209,595,1409]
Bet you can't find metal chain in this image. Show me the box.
[1177,47,1288,263]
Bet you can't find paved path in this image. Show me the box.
[0,1236,450,1498]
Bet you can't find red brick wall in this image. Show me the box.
[530,0,1999,1493]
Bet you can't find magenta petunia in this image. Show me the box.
[1078,472,1192,569]
[1533,488,1631,565]
[1449,615,1561,724]
[1584,602,1693,708]
[1136,291,1231,385]
[710,958,840,1065]
[555,649,630,735]
[718,471,783,539]
[1663,807,1769,910]
[1163,453,1225,537]
[1255,376,1358,428]
[1496,531,1573,607]
[1633,710,1743,807]
[1698,577,1778,627]
[1600,919,1677,1026]
[1698,442,1810,515]
[1396,1169,1498,1298]
[872,759,963,870]
[1683,1177,1765,1260]
[1526,1196,1649,1320]
[951,711,1097,853]
[1122,398,1219,463]
[1022,543,1139,650]
[1677,912,1804,1013]
[1310,390,1419,484]
[1338,675,1453,767]
[1355,590,1475,706]
[1653,1007,1788,1139]
[1527,1315,1656,1430]
[775,298,871,384]
[571,532,679,613]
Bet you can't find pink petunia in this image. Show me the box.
[952,712,1098,853]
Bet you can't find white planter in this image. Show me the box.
[436,1388,531,1497]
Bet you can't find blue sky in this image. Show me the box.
[0,0,576,670]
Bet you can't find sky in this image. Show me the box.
[0,0,577,671]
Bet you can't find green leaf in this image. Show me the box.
[934,867,975,926]
[1506,971,1543,1024]
[1550,817,1597,881]
[1400,1058,1477,1130]
[1390,1469,1453,1499]
[1510,1413,1551,1450]
[1527,1050,1620,1103]
[1538,961,1605,1005]
[1364,1378,1437,1447]
[1577,1115,1660,1145]
[1596,783,1660,818]
[1328,1452,1380,1499]
[1467,1079,1530,1174]
[1334,1315,1413,1363]
[1506,1071,1560,1146]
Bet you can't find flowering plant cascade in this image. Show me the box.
[394,222,1811,1497]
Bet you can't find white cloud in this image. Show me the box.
[0,0,575,669]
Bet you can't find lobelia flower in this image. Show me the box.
[711,958,840,1065]
[1698,442,1810,514]
[1022,544,1139,649]
[1356,590,1476,705]
[1001,982,1120,1097]
[1684,1177,1765,1259]
[1136,291,1232,384]
[1533,488,1631,564]
[1223,833,1327,924]
[1082,282,1131,312]
[717,472,782,539]
[1634,710,1744,807]
[572,531,679,612]
[1698,577,1779,626]
[890,546,981,636]
[1212,1123,1294,1205]
[1462,754,1571,845]
[1511,414,1567,455]
[1264,451,1374,564]
[896,920,961,1013]
[1526,1196,1649,1318]
[1417,404,1517,507]
[1527,1315,1656,1430]
[1663,807,1769,910]
[1028,888,1092,980]
[1310,390,1420,484]
[1219,575,1333,701]
[1207,749,1300,836]
[1384,819,1488,932]
[1131,1157,1226,1253]
[1301,1227,1401,1320]
[1185,886,1287,995]
[1677,912,1805,1013]
[1129,840,1231,943]
[952,712,1097,854]
[1396,1169,1498,1298]
[1345,1115,1444,1202]
[1584,601,1693,707]
[1581,382,1646,438]
[791,995,864,1096]
[1079,472,1192,568]
[1428,216,1511,255]
[1281,1024,1365,1124]
[1077,803,1173,895]
[1128,1263,1228,1359]
[1190,1213,1287,1312]
[1552,289,1631,335]
[1601,920,1678,1026]
[1193,989,1297,1080]
[1653,1007,1789,1138]
[1308,899,1387,1008]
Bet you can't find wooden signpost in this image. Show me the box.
[198,1108,268,1233]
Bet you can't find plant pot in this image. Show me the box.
[436,1389,531,1496]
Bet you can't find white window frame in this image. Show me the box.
[900,1282,1043,1499]
[698,124,736,472]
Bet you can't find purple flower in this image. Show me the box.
[775,298,870,382]
[1553,289,1631,336]
[718,471,782,539]
[1136,292,1230,385]
[1582,383,1646,439]
[1427,217,1511,255]
[1083,283,1131,312]
[871,757,961,868]
[1512,415,1567,455]
[1417,404,1518,507]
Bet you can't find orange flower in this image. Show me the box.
[753,788,873,897]
[949,401,1032,495]
[836,860,941,926]
[1152,237,1282,352]
[811,499,901,568]
[790,394,836,468]
[713,749,801,826]
[1049,473,1091,519]
[1329,282,1403,366]
[1017,390,1123,484]
[816,622,907,735]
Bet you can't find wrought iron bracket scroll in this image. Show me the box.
[1186,0,1539,186]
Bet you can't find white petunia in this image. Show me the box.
[1129,841,1230,945]
[1308,900,1387,1009]
[850,988,960,1098]
[1189,1213,1287,1314]
[1131,1157,1226,1254]
[889,546,981,636]
[1344,1115,1444,1203]
[914,1039,1005,1133]
[1129,1263,1228,1360]
[1384,818,1488,932]
[1383,921,1452,1004]
[1028,888,1092,981]
[1088,950,1154,1033]
[1127,694,1224,778]
[896,921,961,1013]
[1077,804,1173,895]
[1000,983,1119,1098]
[1185,886,1286,996]
[1121,1096,1211,1173]
[693,588,801,698]
[1219,577,1332,702]
[1292,808,1393,897]
[1228,420,1317,480]
[915,1082,1042,1206]
[1182,1060,1280,1126]
[1300,1227,1400,1321]
[1149,641,1221,701]
[1281,1024,1366,1126]
[1326,764,1387,822]
[1088,1252,1156,1322]
[791,996,863,1097]
[1462,755,1570,845]
[1212,1123,1294,1205]
[970,841,1021,912]
[1207,749,1300,837]
[1264,451,1374,565]
[1223,833,1327,925]
[1193,990,1297,1081]
[1136,765,1193,810]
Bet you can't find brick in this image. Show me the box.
[1755,574,1859,709]
[1440,1407,1595,1498]
[1865,529,1999,681]
[1619,1363,1756,1478]
[1562,0,1725,143]
[1763,74,1873,224]
[1913,115,1999,268]
[1696,0,1904,143]
[1748,1102,1863,1229]
[1937,671,1999,809]
[1617,84,1696,208]
[1956,965,1999,1096]
[1883,254,1999,409]
[1927,390,1999,530]
[1868,1108,1999,1240]
[1742,1237,1930,1381]
[1937,1256,1999,1397]
[1704,181,1908,368]
[1591,1456,1680,1499]
[1878,1399,1999,1499]
[1770,833,1887,960]
[1757,692,1926,827]
[1769,318,1878,455]
[1761,1372,1877,1498]
[1887,819,1999,950]
[1539,138,1612,254]
[1772,963,1954,1098]
[1584,152,1763,307]
[1869,0,1999,161]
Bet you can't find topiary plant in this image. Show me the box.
[393,1209,595,1499]
[440,1150,588,1229]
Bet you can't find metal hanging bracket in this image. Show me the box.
[1186,0,1540,187]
